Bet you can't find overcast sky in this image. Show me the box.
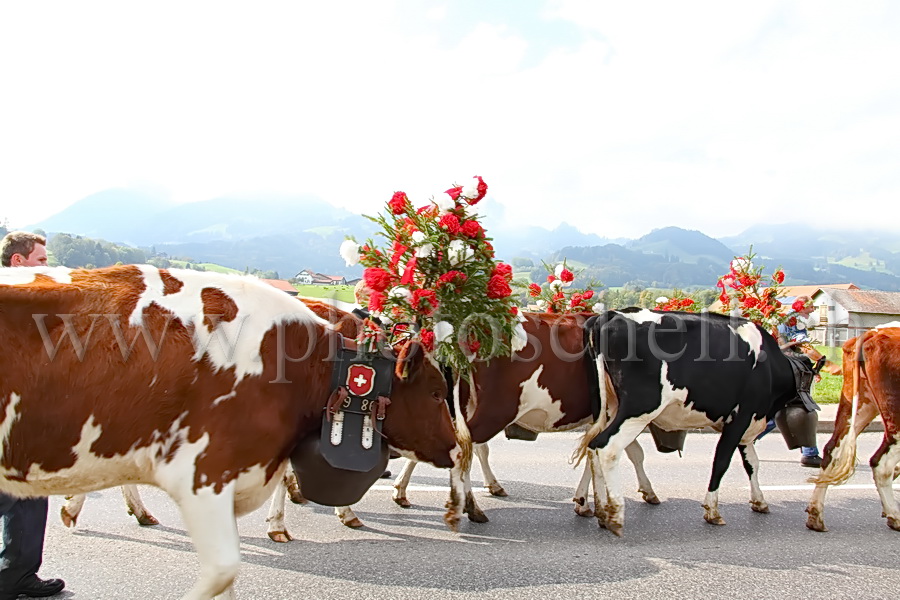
[2,1,898,239]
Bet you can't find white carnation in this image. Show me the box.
[730,258,753,272]
[536,300,547,309]
[549,279,563,291]
[434,321,454,343]
[415,243,434,258]
[339,239,360,267]
[389,286,412,301]
[554,263,565,278]
[461,177,481,200]
[656,296,669,304]
[433,192,456,213]
[448,239,469,265]
[411,231,426,244]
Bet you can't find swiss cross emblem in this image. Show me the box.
[347,364,376,397]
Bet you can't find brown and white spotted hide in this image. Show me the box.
[807,327,900,532]
[0,265,459,600]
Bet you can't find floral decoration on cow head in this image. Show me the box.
[523,259,602,314]
[654,289,700,313]
[715,247,790,333]
[340,177,523,374]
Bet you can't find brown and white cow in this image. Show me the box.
[388,311,661,524]
[0,265,463,600]
[806,327,900,532]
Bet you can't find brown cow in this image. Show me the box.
[0,265,462,600]
[806,327,900,532]
[390,311,661,523]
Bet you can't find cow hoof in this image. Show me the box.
[466,510,489,523]
[288,490,308,505]
[342,517,364,529]
[393,496,412,508]
[137,514,160,526]
[887,516,900,532]
[750,502,769,514]
[574,504,594,518]
[704,515,726,526]
[268,531,292,543]
[641,492,661,505]
[806,516,828,532]
[605,522,624,537]
[60,507,78,528]
[487,483,508,497]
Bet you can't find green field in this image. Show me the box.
[813,345,843,404]
[294,284,356,303]
[168,260,241,274]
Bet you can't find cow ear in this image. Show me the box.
[394,340,424,381]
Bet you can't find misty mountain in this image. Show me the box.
[30,188,900,290]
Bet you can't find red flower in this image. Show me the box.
[719,292,729,304]
[389,191,409,215]
[528,283,542,297]
[364,267,393,293]
[570,293,584,307]
[547,275,557,283]
[492,262,513,281]
[461,220,483,238]
[465,338,481,354]
[483,241,495,257]
[583,290,594,300]
[791,299,807,312]
[788,316,797,327]
[773,269,785,284]
[680,298,695,308]
[368,291,386,312]
[437,270,467,292]
[438,214,461,234]
[412,289,439,316]
[466,175,488,205]
[420,329,435,352]
[559,268,574,283]
[510,306,519,316]
[742,296,759,309]
[445,186,463,201]
[486,274,512,299]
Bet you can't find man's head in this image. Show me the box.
[0,231,48,267]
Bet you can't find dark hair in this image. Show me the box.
[0,231,47,267]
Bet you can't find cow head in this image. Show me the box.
[381,339,458,469]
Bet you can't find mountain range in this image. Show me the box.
[27,187,900,290]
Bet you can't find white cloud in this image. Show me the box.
[1,1,898,240]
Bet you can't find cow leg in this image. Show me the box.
[738,444,768,514]
[807,399,879,531]
[392,458,418,508]
[870,434,900,531]
[624,439,660,505]
[590,417,649,537]
[283,470,306,505]
[335,506,364,528]
[60,493,86,528]
[176,488,241,600]
[702,423,747,526]
[463,466,488,523]
[573,459,595,517]
[474,443,507,497]
[122,485,159,526]
[266,477,292,543]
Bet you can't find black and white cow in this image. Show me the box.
[575,308,812,536]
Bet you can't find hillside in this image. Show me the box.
[29,188,900,290]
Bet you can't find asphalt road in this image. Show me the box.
[40,430,899,599]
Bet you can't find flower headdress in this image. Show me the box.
[524,259,601,314]
[654,289,700,313]
[340,177,522,374]
[715,246,790,333]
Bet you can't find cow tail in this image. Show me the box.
[453,369,473,475]
[572,320,612,467]
[814,332,867,486]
